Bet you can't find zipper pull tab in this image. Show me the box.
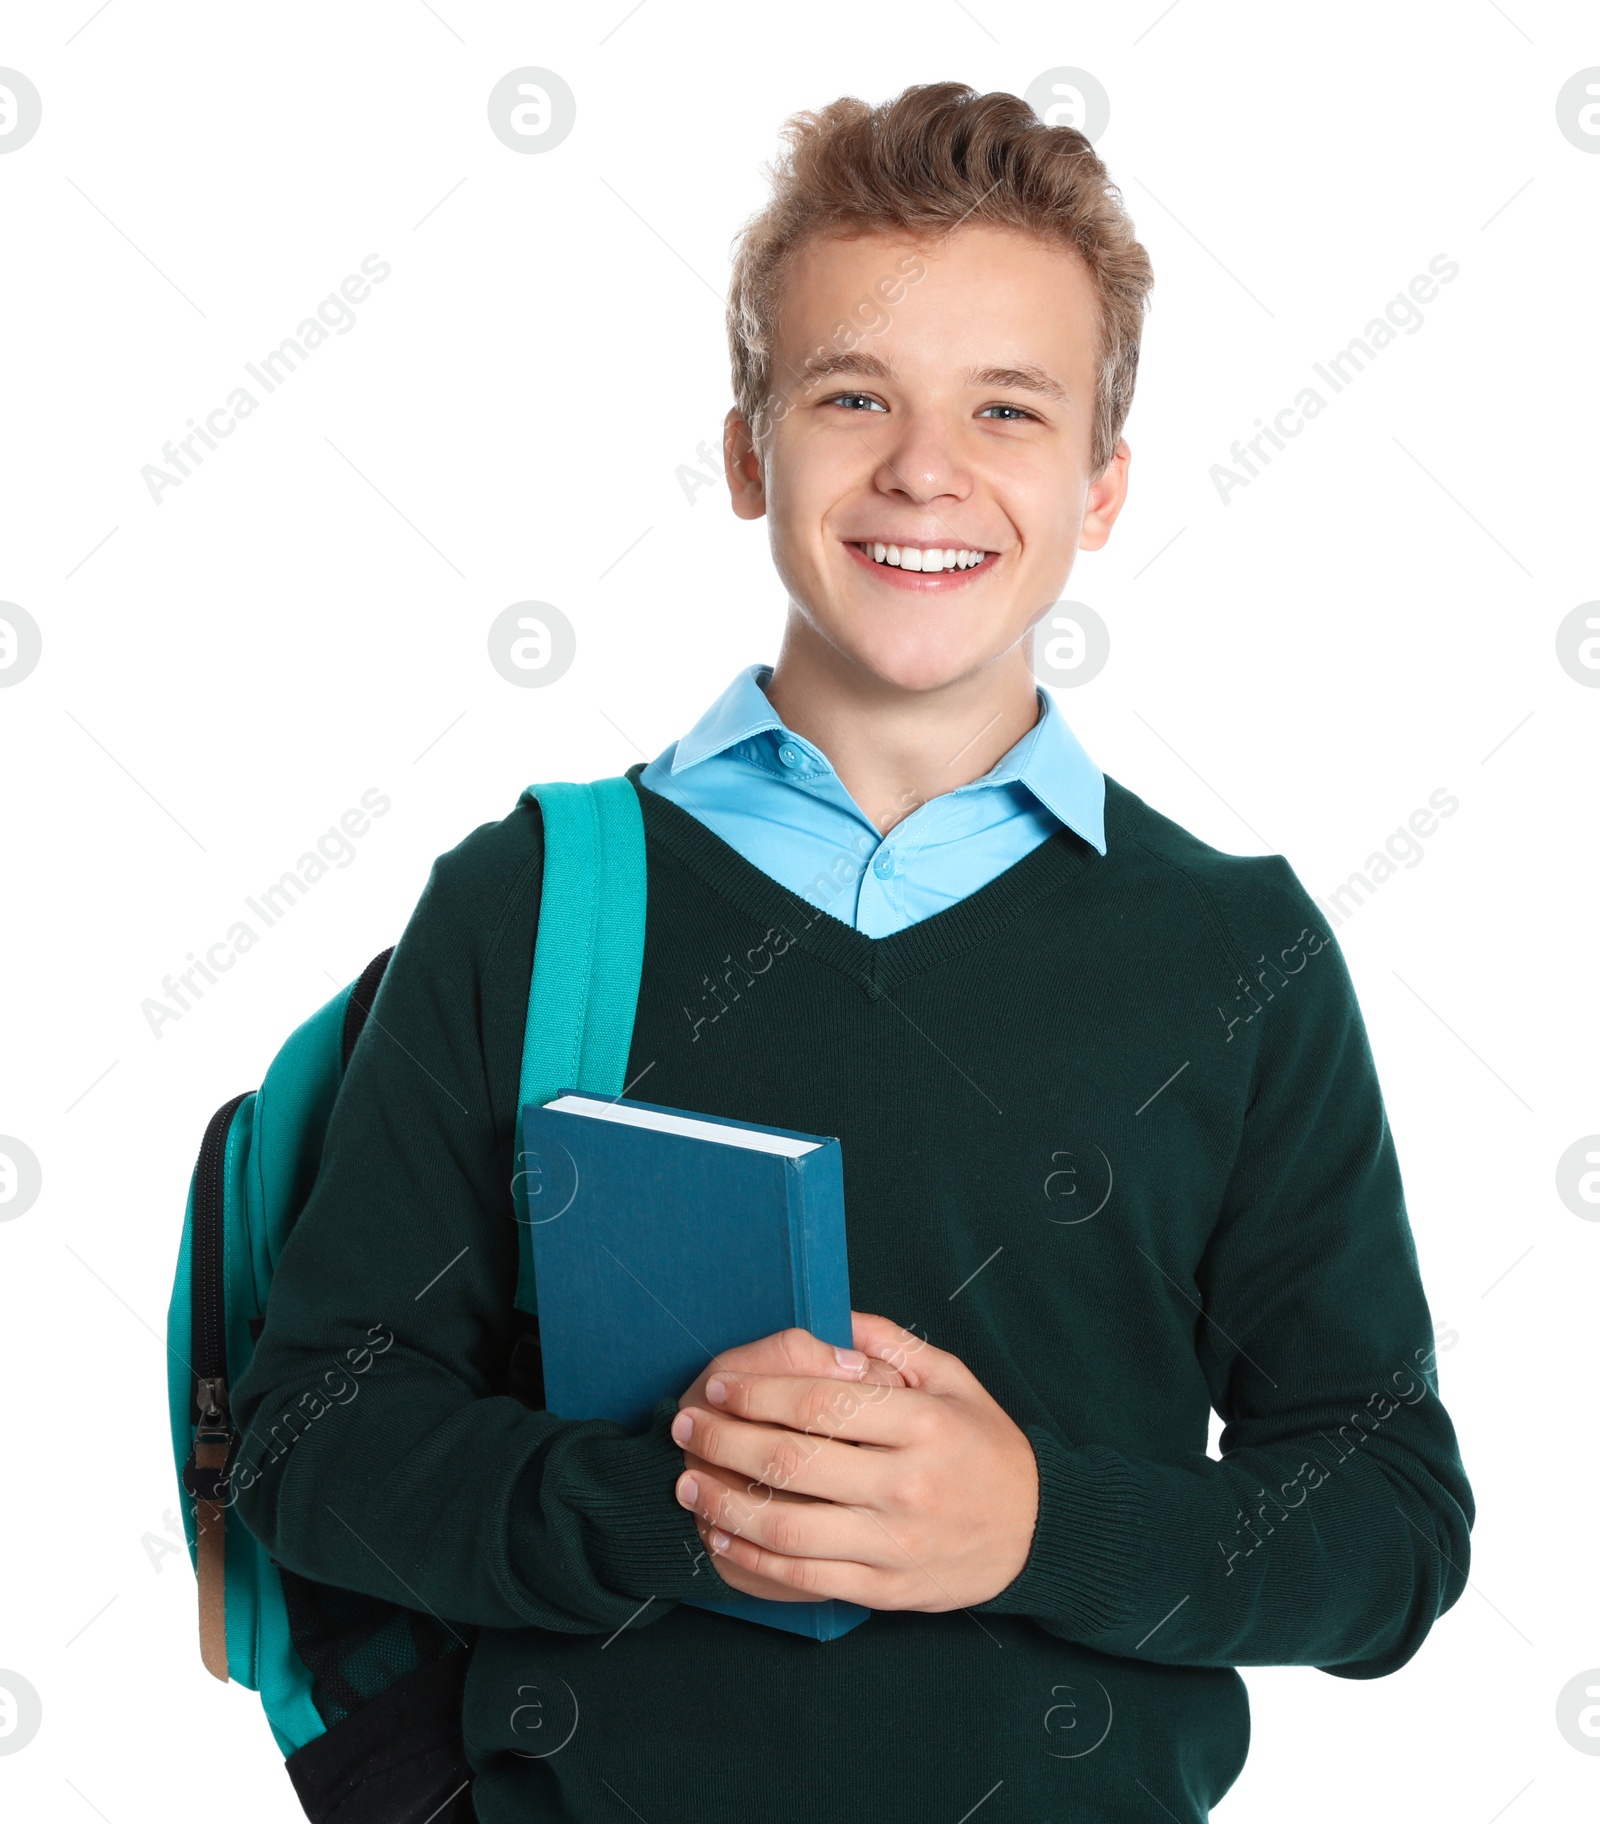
[196,1375,229,1434]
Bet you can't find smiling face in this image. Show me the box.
[726,221,1130,697]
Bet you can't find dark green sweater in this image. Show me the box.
[233,764,1472,1821]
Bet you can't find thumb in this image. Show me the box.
[685,1326,902,1411]
[850,1312,968,1393]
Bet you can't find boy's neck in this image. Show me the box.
[762,617,1043,836]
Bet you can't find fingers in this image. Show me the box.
[671,1401,886,1505]
[707,1561,816,1603]
[849,1312,958,1391]
[689,1515,818,1603]
[679,1325,907,1413]
[712,1325,904,1385]
[677,1454,894,1571]
[700,1519,884,1607]
[699,1368,915,1448]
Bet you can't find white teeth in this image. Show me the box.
[861,542,987,571]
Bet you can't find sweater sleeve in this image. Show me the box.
[228,803,731,1634]
[974,859,1474,1676]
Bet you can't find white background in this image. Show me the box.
[1,1,1596,1819]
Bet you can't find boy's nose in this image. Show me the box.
[869,414,975,507]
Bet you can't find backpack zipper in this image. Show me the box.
[192,1092,251,1435]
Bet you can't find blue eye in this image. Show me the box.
[828,392,887,412]
[979,403,1035,421]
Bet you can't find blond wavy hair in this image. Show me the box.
[726,81,1155,475]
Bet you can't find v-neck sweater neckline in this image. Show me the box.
[627,761,1104,999]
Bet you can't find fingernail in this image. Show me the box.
[834,1346,867,1373]
[710,1528,731,1552]
[677,1473,698,1507]
[706,1376,728,1405]
[671,1412,693,1444]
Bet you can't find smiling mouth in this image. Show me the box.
[848,540,997,574]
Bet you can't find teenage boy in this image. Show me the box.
[233,83,1473,1822]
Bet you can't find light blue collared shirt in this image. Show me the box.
[638,664,1106,938]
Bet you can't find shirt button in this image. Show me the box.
[777,742,803,769]
[873,849,894,878]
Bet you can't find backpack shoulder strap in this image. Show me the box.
[511,776,647,1316]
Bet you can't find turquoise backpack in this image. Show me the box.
[165,777,648,1824]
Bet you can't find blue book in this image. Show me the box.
[519,1090,870,1642]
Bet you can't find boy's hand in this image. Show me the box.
[671,1312,1040,1612]
[674,1322,908,1604]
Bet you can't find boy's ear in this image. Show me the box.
[723,406,766,521]
[1079,437,1131,553]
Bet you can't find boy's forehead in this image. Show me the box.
[775,223,1099,371]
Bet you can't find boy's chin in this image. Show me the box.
[827,629,1018,698]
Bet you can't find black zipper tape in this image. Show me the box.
[191,1092,251,1418]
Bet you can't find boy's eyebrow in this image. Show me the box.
[797,349,1068,403]
[967,363,1069,403]
[797,350,893,387]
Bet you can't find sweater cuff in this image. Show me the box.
[972,1426,1154,1639]
[558,1393,736,1603]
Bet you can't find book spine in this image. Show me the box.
[785,1142,851,1353]
[786,1156,812,1337]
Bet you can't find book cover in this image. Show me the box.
[520,1089,869,1641]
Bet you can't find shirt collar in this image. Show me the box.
[669,662,1107,855]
